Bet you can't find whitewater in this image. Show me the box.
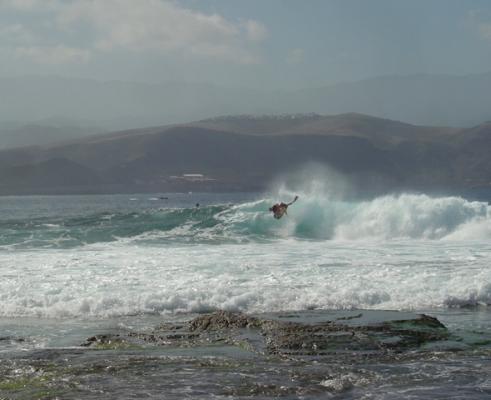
[0,188,490,319]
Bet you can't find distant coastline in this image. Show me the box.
[0,112,490,196]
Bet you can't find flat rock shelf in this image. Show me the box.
[1,310,489,399]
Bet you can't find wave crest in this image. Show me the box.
[0,193,489,248]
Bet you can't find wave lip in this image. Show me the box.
[0,193,490,249]
[332,194,490,241]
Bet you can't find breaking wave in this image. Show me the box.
[1,188,490,318]
[0,193,489,248]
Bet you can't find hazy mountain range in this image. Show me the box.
[0,113,489,195]
[0,123,103,150]
[2,71,491,148]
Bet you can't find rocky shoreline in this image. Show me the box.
[83,309,449,358]
[1,309,489,399]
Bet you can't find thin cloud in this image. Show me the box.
[15,45,91,64]
[0,23,35,43]
[286,48,305,65]
[4,0,267,64]
[0,0,58,11]
[478,24,491,40]
[242,20,268,42]
[468,9,491,41]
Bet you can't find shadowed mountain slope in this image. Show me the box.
[0,113,488,195]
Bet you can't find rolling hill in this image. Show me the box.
[0,113,489,195]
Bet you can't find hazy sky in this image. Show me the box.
[1,0,491,89]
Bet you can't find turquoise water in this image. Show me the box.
[0,192,490,316]
[0,191,490,398]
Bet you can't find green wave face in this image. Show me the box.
[0,204,237,249]
[0,197,334,249]
[0,193,489,249]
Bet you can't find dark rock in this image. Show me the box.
[0,336,25,342]
[81,309,449,361]
[189,310,261,331]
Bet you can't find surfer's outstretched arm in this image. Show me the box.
[287,195,299,206]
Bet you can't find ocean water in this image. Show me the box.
[0,187,490,398]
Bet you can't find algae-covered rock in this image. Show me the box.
[81,334,142,350]
[81,309,449,360]
[189,310,261,331]
[183,310,449,357]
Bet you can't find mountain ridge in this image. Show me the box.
[0,112,489,195]
[2,71,491,137]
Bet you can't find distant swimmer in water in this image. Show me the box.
[269,195,298,219]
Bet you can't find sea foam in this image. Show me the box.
[0,239,489,318]
[1,187,490,318]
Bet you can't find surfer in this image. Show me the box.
[269,195,298,219]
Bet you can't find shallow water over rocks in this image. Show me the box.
[1,309,490,399]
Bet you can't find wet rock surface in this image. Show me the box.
[81,310,449,359]
[2,310,490,400]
